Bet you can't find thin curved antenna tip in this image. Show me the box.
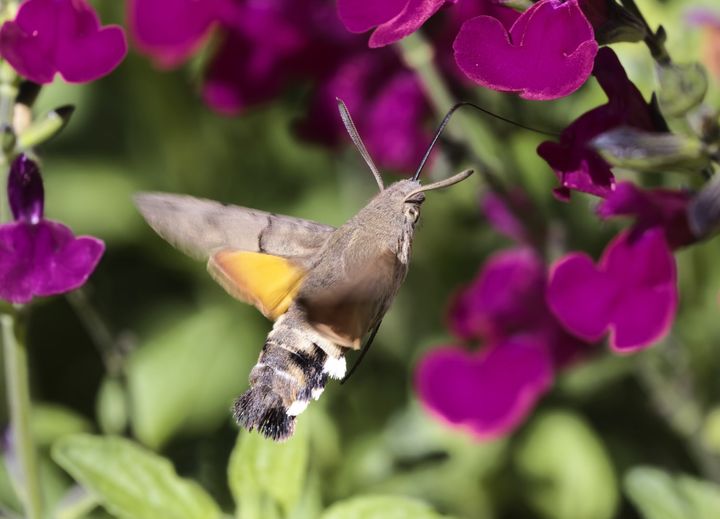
[336,98,385,191]
[411,101,558,182]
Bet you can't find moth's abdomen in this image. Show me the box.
[233,310,346,441]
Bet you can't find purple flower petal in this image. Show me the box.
[537,47,658,199]
[448,248,546,341]
[8,155,43,224]
[338,0,452,48]
[358,71,430,170]
[481,190,532,243]
[598,182,694,249]
[453,0,598,100]
[128,0,236,67]
[0,221,104,304]
[546,253,616,341]
[201,2,324,115]
[0,0,127,84]
[369,0,454,48]
[416,338,553,439]
[548,228,677,352]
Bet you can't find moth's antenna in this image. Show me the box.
[337,98,384,191]
[412,102,558,181]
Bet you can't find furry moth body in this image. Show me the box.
[134,100,473,440]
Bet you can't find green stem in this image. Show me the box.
[620,0,671,65]
[0,60,18,223]
[397,32,505,176]
[1,312,43,519]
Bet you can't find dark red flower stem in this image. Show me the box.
[619,0,671,64]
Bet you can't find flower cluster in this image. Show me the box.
[0,0,124,306]
[0,155,104,304]
[416,32,715,437]
[416,196,590,438]
[339,0,605,100]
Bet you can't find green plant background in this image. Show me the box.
[3,0,720,518]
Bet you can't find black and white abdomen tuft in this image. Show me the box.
[233,308,346,441]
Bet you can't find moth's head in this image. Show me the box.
[335,98,474,223]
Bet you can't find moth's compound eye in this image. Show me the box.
[405,204,420,223]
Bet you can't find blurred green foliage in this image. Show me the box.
[2,0,720,518]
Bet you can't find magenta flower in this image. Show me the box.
[547,228,677,353]
[0,0,127,84]
[337,0,452,48]
[0,155,104,304]
[417,247,589,439]
[453,0,598,100]
[417,337,553,439]
[537,47,659,200]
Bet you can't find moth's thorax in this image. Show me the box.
[345,179,424,259]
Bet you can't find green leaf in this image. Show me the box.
[625,468,687,519]
[657,62,708,117]
[228,423,309,518]
[516,410,618,519]
[320,495,450,519]
[127,305,263,449]
[52,434,221,519]
[625,466,720,519]
[31,403,93,447]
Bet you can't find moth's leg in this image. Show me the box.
[341,321,382,384]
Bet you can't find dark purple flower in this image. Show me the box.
[0,155,104,304]
[298,52,430,171]
[416,337,553,439]
[128,0,237,67]
[453,0,598,100]
[598,182,694,249]
[337,0,453,48]
[537,47,658,200]
[547,228,677,353]
[0,0,127,84]
[417,248,589,439]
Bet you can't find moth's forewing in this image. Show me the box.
[133,192,335,263]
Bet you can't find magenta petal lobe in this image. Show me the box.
[0,221,104,304]
[548,229,677,352]
[416,339,553,439]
